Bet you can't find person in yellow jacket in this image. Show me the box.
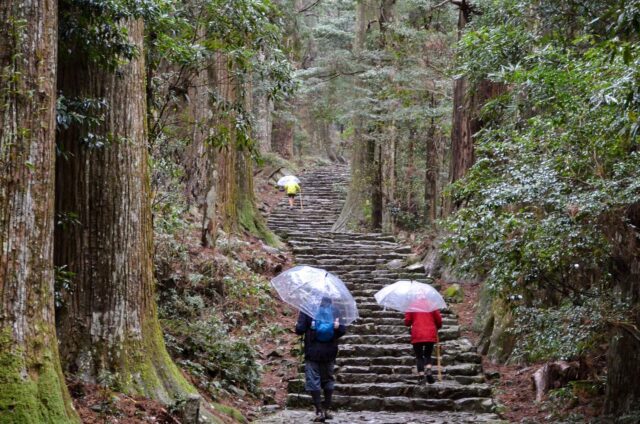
[284,180,301,208]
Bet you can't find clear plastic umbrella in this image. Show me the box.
[270,266,359,324]
[374,280,446,313]
[277,175,300,187]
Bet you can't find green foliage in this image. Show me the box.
[156,229,278,397]
[510,294,620,362]
[163,315,262,396]
[56,95,109,150]
[145,0,295,152]
[54,265,76,310]
[444,0,640,362]
[59,0,159,68]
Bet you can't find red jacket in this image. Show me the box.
[404,310,442,344]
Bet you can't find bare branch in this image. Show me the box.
[297,0,321,13]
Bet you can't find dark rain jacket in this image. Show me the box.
[295,310,346,362]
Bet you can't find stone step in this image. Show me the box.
[286,232,398,242]
[339,329,460,345]
[336,354,478,369]
[254,409,504,423]
[290,244,408,252]
[286,393,495,413]
[354,316,457,326]
[334,373,483,385]
[351,309,456,320]
[287,380,491,400]
[294,264,380,272]
[338,362,482,377]
[338,345,482,363]
[295,253,406,261]
[350,323,459,335]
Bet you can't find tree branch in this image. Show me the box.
[608,320,640,343]
[297,0,321,13]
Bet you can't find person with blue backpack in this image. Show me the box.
[295,296,346,422]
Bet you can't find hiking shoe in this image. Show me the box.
[426,373,435,384]
[416,375,426,385]
[313,410,325,422]
[323,409,333,420]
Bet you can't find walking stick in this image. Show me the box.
[436,342,443,382]
[299,187,304,211]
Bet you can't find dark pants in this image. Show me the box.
[304,360,335,391]
[412,342,435,372]
[305,360,335,412]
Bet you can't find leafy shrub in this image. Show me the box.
[511,292,630,362]
[443,0,640,365]
[164,315,262,396]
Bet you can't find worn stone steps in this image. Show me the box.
[339,363,482,377]
[255,409,504,423]
[264,165,495,417]
[349,323,458,335]
[286,393,494,413]
[287,379,491,399]
[353,316,457,326]
[336,353,479,368]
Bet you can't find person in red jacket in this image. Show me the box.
[404,308,442,384]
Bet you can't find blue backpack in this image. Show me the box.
[314,305,335,342]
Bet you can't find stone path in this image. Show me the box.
[259,166,505,423]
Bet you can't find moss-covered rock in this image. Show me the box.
[486,300,517,363]
[444,284,464,303]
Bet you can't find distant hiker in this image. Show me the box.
[295,297,346,422]
[284,180,301,208]
[405,308,442,384]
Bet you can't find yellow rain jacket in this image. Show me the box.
[285,181,300,195]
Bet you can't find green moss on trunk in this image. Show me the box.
[238,196,281,247]
[0,329,78,423]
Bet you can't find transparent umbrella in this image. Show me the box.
[277,175,300,187]
[374,280,446,313]
[270,266,359,324]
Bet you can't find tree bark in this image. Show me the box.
[447,3,505,214]
[425,96,438,225]
[381,127,396,233]
[318,121,339,162]
[447,4,473,216]
[55,18,196,403]
[332,0,380,232]
[0,0,78,420]
[604,203,640,416]
[272,106,295,159]
[184,60,216,205]
[253,58,273,155]
[207,53,277,245]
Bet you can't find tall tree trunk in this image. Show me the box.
[381,125,396,233]
[184,60,216,205]
[406,130,415,212]
[425,95,438,225]
[0,1,78,420]
[252,50,273,155]
[604,204,640,416]
[55,18,196,403]
[271,107,294,159]
[213,53,239,236]
[318,121,339,162]
[447,2,505,214]
[332,0,380,232]
[446,4,473,216]
[208,53,278,246]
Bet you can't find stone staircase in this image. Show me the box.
[264,166,501,423]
